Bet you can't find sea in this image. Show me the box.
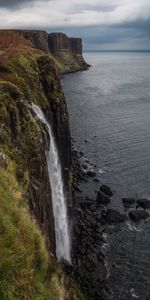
[62,52,150,300]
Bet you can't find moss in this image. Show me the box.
[0,81,22,100]
[52,51,81,73]
[0,50,86,300]
[0,159,86,300]
[0,160,50,300]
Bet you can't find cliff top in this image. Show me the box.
[0,29,89,74]
[0,30,42,63]
[49,32,81,39]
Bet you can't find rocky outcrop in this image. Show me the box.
[0,30,71,253]
[15,30,90,74]
[37,55,71,185]
[48,32,82,54]
[129,210,149,222]
[0,30,86,300]
[16,30,49,52]
[48,32,90,73]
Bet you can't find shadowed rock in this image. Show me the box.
[122,198,136,208]
[16,30,49,52]
[96,191,110,205]
[129,210,149,222]
[87,170,96,178]
[137,199,150,210]
[100,185,113,197]
[106,209,127,225]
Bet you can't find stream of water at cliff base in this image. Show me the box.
[32,104,71,263]
[62,52,150,299]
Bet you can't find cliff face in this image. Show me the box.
[70,38,82,54]
[0,30,84,299]
[48,32,90,73]
[15,30,90,74]
[16,30,49,53]
[48,33,82,54]
[0,29,72,251]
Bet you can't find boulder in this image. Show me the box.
[100,185,113,197]
[137,199,150,210]
[73,184,82,193]
[79,151,84,156]
[129,210,149,222]
[87,171,96,178]
[122,198,136,208]
[96,191,110,205]
[106,209,127,225]
[93,178,100,183]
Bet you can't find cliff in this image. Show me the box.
[16,30,49,53]
[48,32,90,74]
[0,30,85,300]
[15,30,90,74]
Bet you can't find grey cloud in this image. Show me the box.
[0,0,149,50]
[0,0,46,9]
[0,0,34,8]
[47,23,150,50]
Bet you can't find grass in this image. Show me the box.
[53,51,81,73]
[0,160,51,300]
[0,31,86,299]
[0,158,86,300]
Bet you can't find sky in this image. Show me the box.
[0,0,150,50]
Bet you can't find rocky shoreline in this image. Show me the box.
[68,138,150,299]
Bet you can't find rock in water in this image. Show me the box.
[137,199,150,210]
[100,185,113,197]
[129,210,149,222]
[96,191,110,205]
[87,170,96,178]
[106,209,127,225]
[122,198,136,208]
[93,178,100,183]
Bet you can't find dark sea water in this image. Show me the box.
[62,52,150,300]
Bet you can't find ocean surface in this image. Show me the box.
[62,52,150,300]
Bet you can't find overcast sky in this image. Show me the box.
[0,0,150,50]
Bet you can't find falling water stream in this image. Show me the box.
[32,104,71,263]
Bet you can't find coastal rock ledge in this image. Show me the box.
[17,30,90,73]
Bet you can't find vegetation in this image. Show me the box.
[52,50,83,73]
[0,31,86,300]
[0,158,85,300]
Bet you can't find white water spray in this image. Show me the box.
[32,104,71,263]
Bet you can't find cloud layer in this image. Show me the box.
[0,0,150,49]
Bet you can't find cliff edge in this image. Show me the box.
[48,32,90,73]
[16,30,90,74]
[0,30,85,300]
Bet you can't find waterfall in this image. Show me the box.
[32,104,71,263]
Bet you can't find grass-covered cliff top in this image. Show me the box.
[0,30,86,300]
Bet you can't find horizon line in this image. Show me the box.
[84,49,150,53]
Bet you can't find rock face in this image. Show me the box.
[0,30,86,300]
[0,30,71,254]
[48,32,82,54]
[37,55,71,186]
[48,33,90,73]
[16,30,90,73]
[17,30,49,52]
